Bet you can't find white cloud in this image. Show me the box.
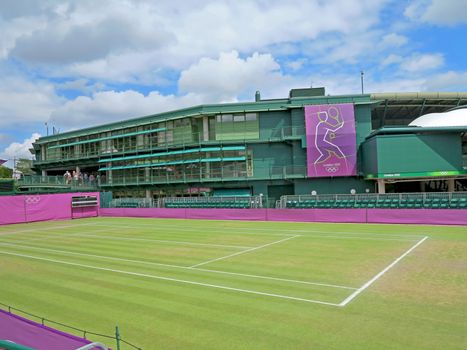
[402,53,444,72]
[0,133,41,163]
[49,90,205,130]
[423,70,467,91]
[1,0,390,82]
[179,51,307,100]
[381,54,403,66]
[0,76,62,127]
[405,0,467,25]
[286,58,307,71]
[381,33,408,48]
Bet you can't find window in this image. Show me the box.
[233,114,245,122]
[245,113,257,121]
[222,114,233,122]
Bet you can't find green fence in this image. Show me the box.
[106,196,263,209]
[280,192,467,209]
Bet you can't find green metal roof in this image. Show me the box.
[366,126,467,139]
[35,93,372,145]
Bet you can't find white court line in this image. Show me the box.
[69,233,254,249]
[4,226,123,244]
[339,236,429,307]
[90,222,423,240]
[95,218,427,237]
[0,222,94,237]
[0,250,341,307]
[0,240,355,290]
[190,235,300,268]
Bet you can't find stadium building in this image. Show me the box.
[30,88,467,206]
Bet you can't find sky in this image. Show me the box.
[0,0,466,167]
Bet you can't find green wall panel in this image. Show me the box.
[377,134,461,174]
[294,178,374,195]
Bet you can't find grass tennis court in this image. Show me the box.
[0,217,466,349]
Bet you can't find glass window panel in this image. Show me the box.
[245,113,257,121]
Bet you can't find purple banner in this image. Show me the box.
[100,208,467,226]
[305,103,357,177]
[0,192,99,225]
[0,309,98,350]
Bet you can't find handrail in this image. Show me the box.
[279,191,467,208]
[0,303,142,350]
[75,342,107,350]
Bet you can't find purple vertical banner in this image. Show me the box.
[305,103,357,177]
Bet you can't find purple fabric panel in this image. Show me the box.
[186,208,267,221]
[25,193,71,222]
[305,103,357,177]
[128,208,188,219]
[25,192,100,223]
[268,209,366,223]
[0,195,26,225]
[0,192,100,225]
[100,207,467,226]
[0,309,95,350]
[367,209,467,225]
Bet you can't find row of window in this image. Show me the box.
[43,114,259,161]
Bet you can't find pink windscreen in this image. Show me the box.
[0,192,99,225]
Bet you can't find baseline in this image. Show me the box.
[90,222,422,241]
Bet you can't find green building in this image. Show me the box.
[30,88,467,205]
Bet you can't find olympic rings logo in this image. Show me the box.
[25,196,41,204]
[325,167,339,173]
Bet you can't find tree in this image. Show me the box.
[15,158,35,176]
[0,166,12,178]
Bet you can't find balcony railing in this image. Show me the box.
[16,175,98,190]
[100,165,308,186]
[35,126,304,164]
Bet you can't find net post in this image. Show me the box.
[115,325,121,350]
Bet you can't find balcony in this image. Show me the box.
[34,126,305,165]
[100,165,307,187]
[16,175,98,192]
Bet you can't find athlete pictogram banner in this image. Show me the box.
[304,103,357,177]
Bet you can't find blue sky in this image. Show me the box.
[0,0,466,166]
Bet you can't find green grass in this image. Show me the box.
[0,217,466,349]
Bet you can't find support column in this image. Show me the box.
[145,167,150,183]
[420,181,426,192]
[41,170,47,176]
[145,189,152,199]
[377,179,386,194]
[106,163,112,185]
[447,178,455,192]
[203,116,209,141]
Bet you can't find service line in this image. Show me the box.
[339,236,429,307]
[190,235,300,268]
[0,250,341,307]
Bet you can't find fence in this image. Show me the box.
[107,196,263,209]
[279,192,467,209]
[0,302,141,350]
[16,175,98,192]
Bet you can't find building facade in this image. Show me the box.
[31,88,467,204]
